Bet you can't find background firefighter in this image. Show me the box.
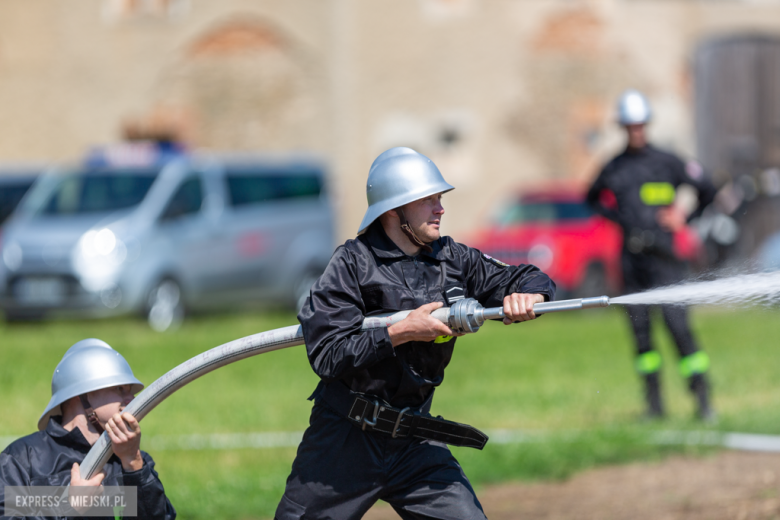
[586,90,718,421]
[0,338,176,519]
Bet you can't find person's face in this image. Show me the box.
[401,192,445,243]
[625,123,647,149]
[87,384,135,425]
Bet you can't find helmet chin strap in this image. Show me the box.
[78,394,105,434]
[396,207,433,254]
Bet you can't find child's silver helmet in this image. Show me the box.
[357,147,454,235]
[38,338,144,431]
[617,89,652,125]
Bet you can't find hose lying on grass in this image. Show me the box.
[79,296,609,479]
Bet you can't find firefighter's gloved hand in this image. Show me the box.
[503,293,544,324]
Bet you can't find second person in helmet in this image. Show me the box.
[275,147,556,519]
[587,90,718,421]
[0,339,176,519]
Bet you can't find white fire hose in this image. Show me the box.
[79,295,609,479]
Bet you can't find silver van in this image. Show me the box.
[0,148,334,330]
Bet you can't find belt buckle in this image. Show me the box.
[392,407,411,438]
[362,400,380,431]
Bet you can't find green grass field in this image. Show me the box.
[2,306,779,518]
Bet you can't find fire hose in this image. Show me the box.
[79,295,610,479]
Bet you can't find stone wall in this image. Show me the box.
[2,0,780,240]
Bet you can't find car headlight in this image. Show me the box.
[80,228,119,258]
[73,228,127,291]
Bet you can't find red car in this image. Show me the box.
[469,185,621,298]
[468,185,703,298]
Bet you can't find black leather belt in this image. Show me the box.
[318,382,488,450]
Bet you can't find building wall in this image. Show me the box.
[2,0,780,241]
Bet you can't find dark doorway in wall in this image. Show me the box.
[695,35,780,262]
[695,35,780,183]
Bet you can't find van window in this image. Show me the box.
[161,177,203,221]
[226,171,322,207]
[39,168,158,215]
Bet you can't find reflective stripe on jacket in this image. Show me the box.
[586,145,717,259]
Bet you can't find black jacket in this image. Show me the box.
[586,145,717,259]
[0,417,176,519]
[298,222,556,408]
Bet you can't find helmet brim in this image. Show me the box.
[38,376,144,431]
[357,182,454,235]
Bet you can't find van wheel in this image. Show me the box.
[576,263,609,298]
[146,279,184,332]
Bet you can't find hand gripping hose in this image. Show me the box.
[79,295,609,479]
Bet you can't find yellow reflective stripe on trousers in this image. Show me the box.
[636,351,662,374]
[640,182,675,205]
[434,335,453,343]
[679,351,710,377]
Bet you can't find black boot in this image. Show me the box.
[689,373,716,422]
[643,372,665,419]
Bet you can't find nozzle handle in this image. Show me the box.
[480,295,610,320]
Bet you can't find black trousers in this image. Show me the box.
[275,404,487,520]
[622,252,699,359]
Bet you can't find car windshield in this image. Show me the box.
[226,170,323,207]
[498,201,593,226]
[29,167,159,216]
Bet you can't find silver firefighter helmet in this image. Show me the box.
[38,338,144,431]
[617,89,652,125]
[357,147,454,235]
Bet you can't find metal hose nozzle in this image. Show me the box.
[366,296,612,334]
[580,295,611,309]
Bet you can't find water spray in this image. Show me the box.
[78,295,609,479]
[611,271,780,307]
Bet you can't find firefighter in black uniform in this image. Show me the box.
[275,147,556,520]
[586,90,717,420]
[0,338,176,519]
